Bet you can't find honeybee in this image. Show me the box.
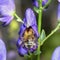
[20,27,37,49]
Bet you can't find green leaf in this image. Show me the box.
[34,7,39,13]
[33,51,41,55]
[40,29,46,41]
[24,51,32,58]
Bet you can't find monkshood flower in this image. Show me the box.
[0,39,6,60]
[51,46,60,60]
[32,0,39,8]
[0,0,15,25]
[57,0,60,21]
[17,8,39,56]
[32,0,48,8]
[58,0,60,2]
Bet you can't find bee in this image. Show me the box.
[19,27,37,49]
[23,27,35,41]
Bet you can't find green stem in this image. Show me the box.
[24,54,32,60]
[41,23,60,46]
[43,0,51,9]
[24,56,28,60]
[14,13,24,23]
[29,52,32,60]
[37,0,42,60]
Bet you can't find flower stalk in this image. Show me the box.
[41,23,60,46]
[43,0,51,9]
[37,0,42,60]
[14,13,24,23]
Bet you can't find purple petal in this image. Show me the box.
[17,39,28,56]
[51,46,60,60]
[58,0,60,2]
[42,1,46,6]
[18,47,28,56]
[19,18,26,37]
[32,0,39,8]
[57,3,60,21]
[0,0,15,25]
[30,45,37,52]
[0,39,6,60]
[25,8,37,27]
[32,24,39,37]
[0,15,13,25]
[32,0,48,7]
[16,39,22,48]
[42,0,48,6]
[0,0,15,12]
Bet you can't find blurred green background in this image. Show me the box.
[0,0,60,60]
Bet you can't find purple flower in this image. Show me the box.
[17,8,39,56]
[32,0,39,8]
[51,46,60,60]
[0,39,6,60]
[32,0,48,7]
[57,3,60,21]
[0,0,15,25]
[42,0,48,6]
[58,0,60,2]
